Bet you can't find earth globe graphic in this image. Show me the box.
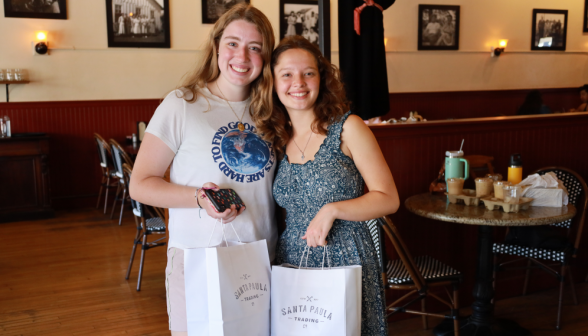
[221,130,271,174]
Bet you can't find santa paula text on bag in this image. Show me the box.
[184,220,271,336]
[271,246,362,336]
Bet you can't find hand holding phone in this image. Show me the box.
[204,189,246,213]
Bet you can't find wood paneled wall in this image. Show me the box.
[371,112,588,307]
[0,86,579,209]
[384,87,579,120]
[0,99,160,208]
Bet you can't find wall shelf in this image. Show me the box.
[1,81,30,103]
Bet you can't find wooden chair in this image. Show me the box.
[109,139,134,225]
[93,133,117,214]
[492,167,587,330]
[366,217,462,335]
[122,163,166,291]
[463,155,494,179]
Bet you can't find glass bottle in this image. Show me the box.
[0,118,6,138]
[4,116,10,137]
[14,69,22,81]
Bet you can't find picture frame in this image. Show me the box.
[202,0,249,24]
[583,1,588,33]
[3,0,67,20]
[418,4,460,51]
[279,0,330,60]
[531,9,567,51]
[105,0,171,49]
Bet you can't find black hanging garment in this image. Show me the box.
[338,0,395,120]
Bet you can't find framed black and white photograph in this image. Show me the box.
[418,5,460,51]
[531,9,567,51]
[582,1,588,33]
[3,0,67,20]
[279,0,320,48]
[202,0,249,24]
[105,0,170,49]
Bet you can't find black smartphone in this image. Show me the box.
[203,189,246,213]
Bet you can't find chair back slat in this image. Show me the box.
[380,216,427,290]
[111,145,123,176]
[532,167,588,254]
[365,219,384,269]
[109,139,134,177]
[93,133,111,168]
[365,219,390,286]
[122,163,143,218]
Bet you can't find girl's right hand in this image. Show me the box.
[198,182,245,223]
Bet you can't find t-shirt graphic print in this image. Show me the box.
[211,121,275,184]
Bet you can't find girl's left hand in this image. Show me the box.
[302,204,337,247]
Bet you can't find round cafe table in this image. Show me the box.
[405,193,576,336]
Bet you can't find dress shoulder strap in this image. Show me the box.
[324,111,353,149]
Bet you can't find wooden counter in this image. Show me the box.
[0,135,53,222]
[369,112,588,307]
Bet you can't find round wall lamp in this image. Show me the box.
[491,39,508,57]
[33,31,49,56]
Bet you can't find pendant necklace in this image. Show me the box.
[292,129,314,160]
[216,81,247,131]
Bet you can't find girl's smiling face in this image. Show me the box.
[273,48,320,115]
[216,20,264,90]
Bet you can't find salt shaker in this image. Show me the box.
[4,116,10,137]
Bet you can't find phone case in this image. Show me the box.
[204,189,245,213]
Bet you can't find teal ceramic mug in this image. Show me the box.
[445,151,469,182]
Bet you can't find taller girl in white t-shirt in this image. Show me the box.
[129,4,276,335]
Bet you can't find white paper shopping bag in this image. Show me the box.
[184,220,271,336]
[271,246,362,336]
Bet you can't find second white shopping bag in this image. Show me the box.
[271,246,362,336]
[184,220,271,336]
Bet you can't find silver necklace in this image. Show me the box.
[216,81,247,131]
[292,130,313,160]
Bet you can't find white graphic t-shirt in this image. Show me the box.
[146,88,277,259]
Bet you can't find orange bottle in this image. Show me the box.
[508,154,523,185]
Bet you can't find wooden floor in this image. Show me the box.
[1,207,588,335]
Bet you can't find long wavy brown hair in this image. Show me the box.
[256,36,349,155]
[177,3,274,120]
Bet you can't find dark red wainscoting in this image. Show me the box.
[384,87,579,121]
[0,88,578,209]
[0,99,160,209]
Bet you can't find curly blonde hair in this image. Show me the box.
[177,3,274,121]
[255,36,349,154]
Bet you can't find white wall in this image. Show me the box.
[378,0,588,92]
[0,0,586,102]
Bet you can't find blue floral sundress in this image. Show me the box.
[273,112,388,336]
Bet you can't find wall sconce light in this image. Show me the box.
[32,31,49,56]
[491,39,508,57]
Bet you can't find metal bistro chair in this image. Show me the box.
[109,139,134,225]
[492,167,587,330]
[366,216,462,335]
[122,163,167,291]
[93,133,118,214]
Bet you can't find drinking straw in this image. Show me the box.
[459,139,464,152]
